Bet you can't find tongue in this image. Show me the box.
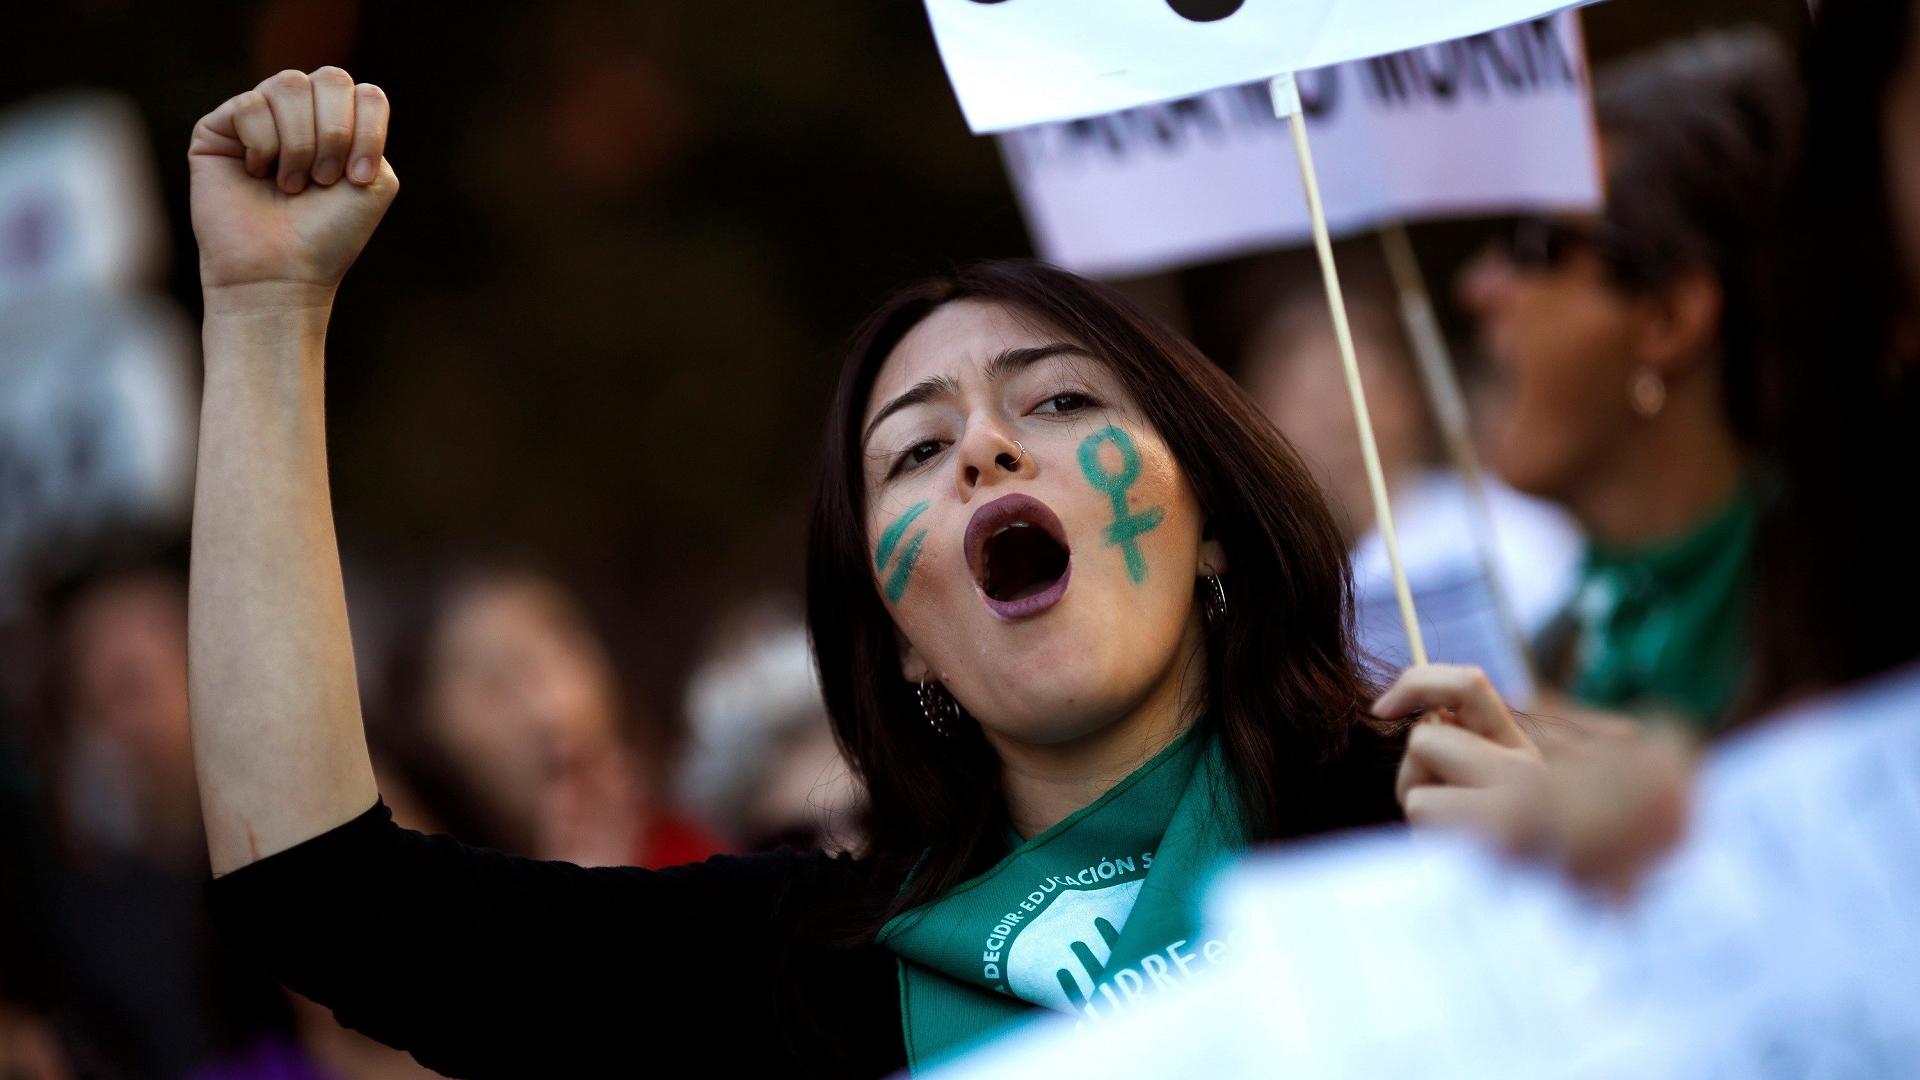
[985,524,1069,601]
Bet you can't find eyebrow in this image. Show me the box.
[861,342,1087,448]
[985,342,1085,382]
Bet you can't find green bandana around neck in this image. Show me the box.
[1571,484,1757,730]
[877,723,1249,1071]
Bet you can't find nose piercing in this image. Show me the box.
[997,441,1029,470]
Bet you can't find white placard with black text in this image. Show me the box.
[1000,14,1600,276]
[925,0,1601,132]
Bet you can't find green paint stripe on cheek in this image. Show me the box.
[876,501,931,571]
[884,530,927,604]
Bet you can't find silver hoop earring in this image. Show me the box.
[1202,574,1228,629]
[917,679,962,738]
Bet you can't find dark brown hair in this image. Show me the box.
[805,260,1403,935]
[1592,28,1800,404]
[1736,0,1920,711]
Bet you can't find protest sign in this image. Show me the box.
[1350,471,1581,706]
[0,291,198,614]
[924,0,1609,665]
[928,666,1920,1078]
[0,93,167,303]
[999,14,1599,276]
[0,94,190,613]
[925,0,1599,133]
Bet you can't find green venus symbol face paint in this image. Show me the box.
[1078,426,1166,584]
[876,501,931,604]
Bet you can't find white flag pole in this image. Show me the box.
[1270,73,1428,667]
[1379,221,1541,701]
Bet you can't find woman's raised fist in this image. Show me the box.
[188,67,398,305]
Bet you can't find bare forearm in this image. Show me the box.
[190,295,377,875]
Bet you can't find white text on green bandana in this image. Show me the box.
[879,723,1248,1070]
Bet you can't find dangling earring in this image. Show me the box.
[1201,574,1228,629]
[917,679,962,738]
[1629,369,1667,418]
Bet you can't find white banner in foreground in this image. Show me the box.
[926,0,1600,132]
[1000,14,1600,276]
[930,664,1920,1078]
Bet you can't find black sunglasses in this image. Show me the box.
[1499,217,1664,291]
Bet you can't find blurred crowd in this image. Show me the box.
[0,539,864,1079]
[0,1,1833,1077]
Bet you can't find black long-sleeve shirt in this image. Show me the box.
[207,802,909,1078]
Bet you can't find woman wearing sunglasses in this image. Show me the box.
[1459,30,1800,734]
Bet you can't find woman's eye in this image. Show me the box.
[1035,392,1092,415]
[892,440,946,476]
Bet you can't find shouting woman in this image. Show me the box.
[185,68,1533,1076]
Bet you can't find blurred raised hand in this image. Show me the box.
[1378,664,1692,898]
[188,67,398,304]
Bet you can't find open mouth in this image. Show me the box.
[965,494,1072,619]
